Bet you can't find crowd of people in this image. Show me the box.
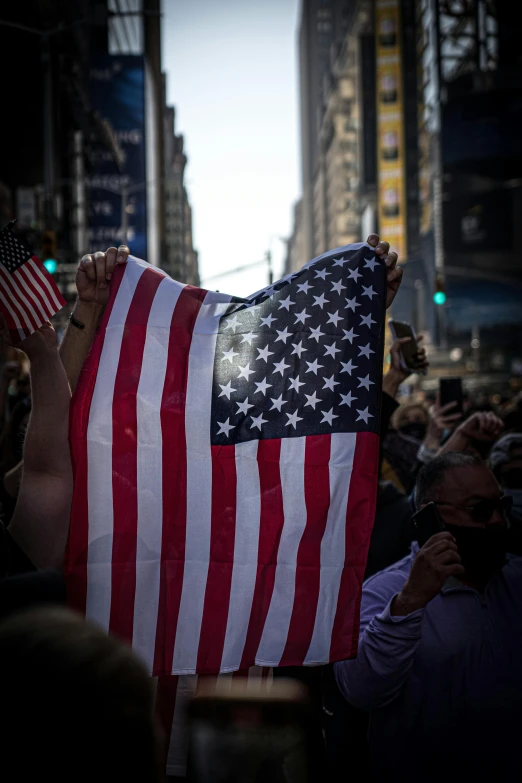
[0,234,521,782]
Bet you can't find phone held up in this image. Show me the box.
[388,319,426,375]
[187,678,312,783]
[412,502,445,548]
[439,377,464,416]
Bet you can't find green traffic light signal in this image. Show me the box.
[433,291,446,305]
[43,259,58,275]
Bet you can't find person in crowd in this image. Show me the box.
[0,606,161,782]
[0,358,21,430]
[335,451,522,782]
[0,317,71,617]
[0,397,30,523]
[490,432,522,532]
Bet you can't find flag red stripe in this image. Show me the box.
[239,438,284,670]
[196,444,238,672]
[17,265,55,320]
[0,265,34,334]
[279,434,331,666]
[329,431,379,660]
[30,255,65,311]
[0,293,21,335]
[0,263,39,332]
[153,285,207,676]
[109,268,164,643]
[65,268,125,612]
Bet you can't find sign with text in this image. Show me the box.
[376,0,407,261]
[88,55,147,258]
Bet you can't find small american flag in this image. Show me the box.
[66,242,385,675]
[0,221,65,342]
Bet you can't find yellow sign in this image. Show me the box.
[376,0,407,261]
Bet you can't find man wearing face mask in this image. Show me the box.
[334,451,522,783]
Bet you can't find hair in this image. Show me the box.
[0,607,160,782]
[393,402,428,430]
[414,451,484,510]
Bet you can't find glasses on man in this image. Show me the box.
[433,495,513,525]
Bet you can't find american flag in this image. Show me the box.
[66,242,385,675]
[0,221,65,342]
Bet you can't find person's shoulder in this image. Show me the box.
[503,554,522,577]
[363,550,414,593]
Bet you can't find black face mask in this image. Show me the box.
[399,422,426,442]
[444,523,508,583]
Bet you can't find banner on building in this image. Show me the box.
[376,0,407,261]
[88,55,147,259]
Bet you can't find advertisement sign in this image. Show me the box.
[88,55,147,259]
[443,190,512,254]
[376,0,407,260]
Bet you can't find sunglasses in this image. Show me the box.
[433,495,513,525]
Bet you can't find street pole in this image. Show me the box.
[121,182,128,245]
[266,250,273,286]
[42,36,55,226]
[414,279,425,334]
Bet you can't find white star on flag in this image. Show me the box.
[314,268,330,280]
[342,327,358,343]
[275,327,292,344]
[364,256,379,271]
[278,295,295,311]
[326,310,343,327]
[304,391,321,409]
[288,376,305,393]
[224,314,240,332]
[340,359,357,375]
[360,313,376,328]
[356,407,374,424]
[324,343,341,359]
[218,381,236,399]
[294,308,311,325]
[260,313,277,328]
[296,280,312,294]
[331,279,346,294]
[254,377,272,395]
[256,345,273,362]
[321,408,339,425]
[323,375,340,391]
[270,395,287,412]
[291,341,307,358]
[332,256,347,267]
[221,347,239,363]
[237,363,255,380]
[345,296,361,312]
[236,399,253,416]
[217,418,235,437]
[309,325,325,342]
[286,410,303,428]
[250,413,268,430]
[358,343,375,359]
[357,374,375,391]
[348,268,362,282]
[339,391,357,407]
[306,358,323,375]
[362,285,377,300]
[273,358,291,376]
[241,331,256,345]
[312,293,329,309]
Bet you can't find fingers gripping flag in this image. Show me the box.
[66,242,386,675]
[0,221,65,342]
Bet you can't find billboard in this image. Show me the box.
[375,0,407,261]
[88,55,147,259]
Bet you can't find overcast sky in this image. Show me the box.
[162,0,300,296]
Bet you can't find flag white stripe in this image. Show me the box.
[220,438,261,671]
[85,260,146,630]
[11,269,47,325]
[15,267,50,322]
[172,293,233,674]
[166,675,198,778]
[0,290,26,339]
[255,435,307,665]
[304,432,356,664]
[132,278,186,671]
[0,264,35,329]
[27,257,63,311]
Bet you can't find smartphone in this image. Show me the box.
[187,678,312,783]
[412,502,445,547]
[388,319,424,373]
[439,377,463,415]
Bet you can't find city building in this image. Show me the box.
[284,199,304,275]
[163,100,200,285]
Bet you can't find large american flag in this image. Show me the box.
[0,221,65,342]
[66,242,385,675]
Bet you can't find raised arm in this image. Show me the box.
[6,323,71,570]
[59,245,129,392]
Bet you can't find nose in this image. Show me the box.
[489,507,507,527]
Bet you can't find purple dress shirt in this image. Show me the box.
[335,547,522,782]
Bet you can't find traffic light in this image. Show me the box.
[40,230,57,274]
[433,275,446,306]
